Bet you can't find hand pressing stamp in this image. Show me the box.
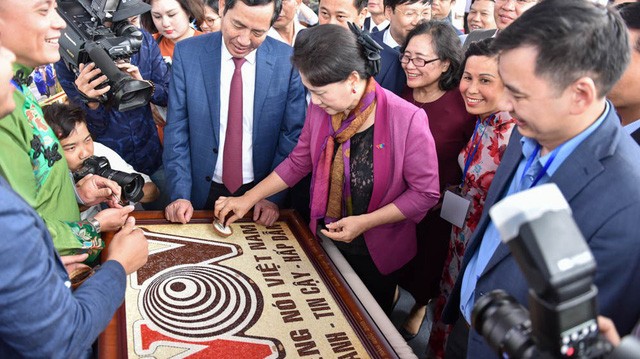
[212,220,233,237]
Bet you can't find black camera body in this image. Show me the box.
[57,0,153,111]
[74,156,145,203]
[473,184,639,359]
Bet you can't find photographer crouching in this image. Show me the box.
[42,102,159,221]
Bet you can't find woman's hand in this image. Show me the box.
[215,195,255,227]
[320,215,369,243]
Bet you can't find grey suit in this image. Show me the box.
[462,28,497,51]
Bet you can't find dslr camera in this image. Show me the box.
[74,156,145,203]
[57,0,153,111]
[472,184,640,359]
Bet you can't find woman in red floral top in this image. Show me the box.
[428,38,517,358]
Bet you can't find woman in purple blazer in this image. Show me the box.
[215,24,440,314]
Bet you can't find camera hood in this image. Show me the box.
[112,0,152,22]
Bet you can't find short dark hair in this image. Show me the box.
[224,0,283,26]
[383,0,432,12]
[141,0,206,34]
[42,103,87,141]
[402,20,463,91]
[205,0,220,13]
[493,0,630,98]
[459,37,497,80]
[354,0,368,13]
[292,24,369,87]
[617,2,640,52]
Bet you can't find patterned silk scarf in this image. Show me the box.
[311,78,377,223]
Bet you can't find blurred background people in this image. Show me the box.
[459,0,496,43]
[431,0,462,34]
[463,0,538,48]
[200,0,222,33]
[397,20,474,340]
[609,1,640,144]
[364,0,390,32]
[427,38,516,357]
[268,0,307,45]
[214,24,440,314]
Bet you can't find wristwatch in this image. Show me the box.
[88,217,101,233]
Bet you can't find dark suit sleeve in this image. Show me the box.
[163,44,193,202]
[0,188,125,357]
[265,62,307,205]
[142,30,170,107]
[589,201,640,335]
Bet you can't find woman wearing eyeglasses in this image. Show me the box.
[214,24,440,314]
[200,0,222,33]
[397,20,475,339]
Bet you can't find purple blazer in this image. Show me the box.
[275,83,440,274]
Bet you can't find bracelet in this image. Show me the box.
[88,217,101,234]
[146,80,155,97]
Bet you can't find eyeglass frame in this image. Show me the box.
[399,54,440,67]
[395,8,432,20]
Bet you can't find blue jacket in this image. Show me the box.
[0,175,126,358]
[56,29,170,175]
[442,109,640,358]
[164,33,307,208]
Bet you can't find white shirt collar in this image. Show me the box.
[382,29,401,49]
[221,37,257,65]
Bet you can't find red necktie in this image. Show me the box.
[223,57,246,194]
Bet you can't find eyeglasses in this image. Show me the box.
[397,9,432,20]
[399,54,439,67]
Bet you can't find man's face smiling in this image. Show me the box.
[220,0,274,58]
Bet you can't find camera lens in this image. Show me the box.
[99,169,145,203]
[472,290,537,358]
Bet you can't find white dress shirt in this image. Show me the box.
[213,40,257,184]
[382,28,402,50]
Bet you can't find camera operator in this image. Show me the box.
[43,102,159,216]
[440,1,640,358]
[55,5,171,210]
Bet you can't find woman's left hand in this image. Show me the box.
[320,215,369,243]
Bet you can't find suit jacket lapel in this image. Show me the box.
[252,39,275,144]
[202,33,222,145]
[481,109,620,275]
[368,84,391,211]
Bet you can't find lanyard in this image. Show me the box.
[520,144,561,189]
[460,114,495,185]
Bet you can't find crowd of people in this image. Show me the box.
[0,0,639,358]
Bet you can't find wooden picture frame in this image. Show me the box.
[98,210,399,358]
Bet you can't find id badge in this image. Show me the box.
[440,190,471,228]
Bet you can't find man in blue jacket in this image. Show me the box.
[442,1,640,357]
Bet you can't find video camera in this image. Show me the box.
[57,0,153,111]
[74,156,145,203]
[472,184,640,359]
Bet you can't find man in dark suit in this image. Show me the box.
[609,2,640,145]
[318,0,407,95]
[364,0,390,32]
[163,0,307,226]
[462,0,538,50]
[442,1,640,358]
